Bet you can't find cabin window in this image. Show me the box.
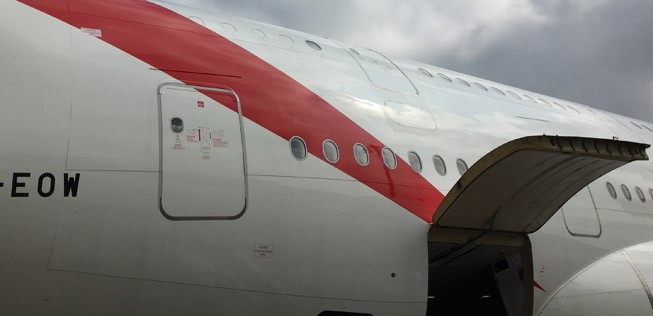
[353,143,369,166]
[474,82,488,91]
[290,137,307,160]
[418,68,433,78]
[251,28,267,39]
[636,187,646,202]
[631,122,643,130]
[554,103,567,111]
[643,125,653,133]
[456,78,471,87]
[566,105,581,114]
[220,22,237,33]
[438,73,453,82]
[621,184,632,201]
[606,182,617,199]
[323,140,339,163]
[382,148,397,169]
[306,40,322,51]
[538,99,552,107]
[508,91,522,100]
[408,151,423,173]
[170,117,184,133]
[433,155,447,176]
[492,87,505,95]
[523,95,537,103]
[456,158,469,176]
[649,188,653,200]
[279,34,295,45]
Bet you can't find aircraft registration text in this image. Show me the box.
[1,173,81,198]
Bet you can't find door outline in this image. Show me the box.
[157,82,248,221]
[561,187,603,238]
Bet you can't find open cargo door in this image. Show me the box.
[433,135,649,233]
[427,135,649,316]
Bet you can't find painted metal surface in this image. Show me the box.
[538,241,653,316]
[0,0,652,315]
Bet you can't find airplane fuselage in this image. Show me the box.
[1,1,653,315]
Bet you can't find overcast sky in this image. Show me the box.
[165,0,653,122]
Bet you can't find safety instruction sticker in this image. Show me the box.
[253,244,273,258]
[81,27,102,38]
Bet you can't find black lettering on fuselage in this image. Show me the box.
[11,173,30,197]
[7,172,81,198]
[63,173,80,197]
[37,173,56,197]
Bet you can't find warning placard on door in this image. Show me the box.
[253,244,274,258]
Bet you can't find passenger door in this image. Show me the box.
[158,83,247,220]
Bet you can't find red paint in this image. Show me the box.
[534,281,546,292]
[198,100,205,108]
[19,0,446,222]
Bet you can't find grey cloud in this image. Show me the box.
[439,0,653,121]
[164,0,652,122]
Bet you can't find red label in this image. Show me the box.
[197,101,205,108]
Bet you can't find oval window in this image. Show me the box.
[621,184,632,201]
[278,34,295,45]
[220,22,237,33]
[438,73,453,82]
[170,117,184,133]
[290,137,307,160]
[408,151,422,173]
[567,105,581,114]
[418,68,433,78]
[353,143,369,166]
[636,187,646,202]
[508,91,522,100]
[251,28,267,39]
[456,159,468,176]
[456,78,471,87]
[606,182,617,199]
[323,140,339,163]
[474,82,488,91]
[433,155,447,176]
[305,40,322,51]
[382,148,397,169]
[492,87,505,95]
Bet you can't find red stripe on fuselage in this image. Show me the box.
[19,0,445,222]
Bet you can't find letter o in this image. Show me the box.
[37,173,55,197]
